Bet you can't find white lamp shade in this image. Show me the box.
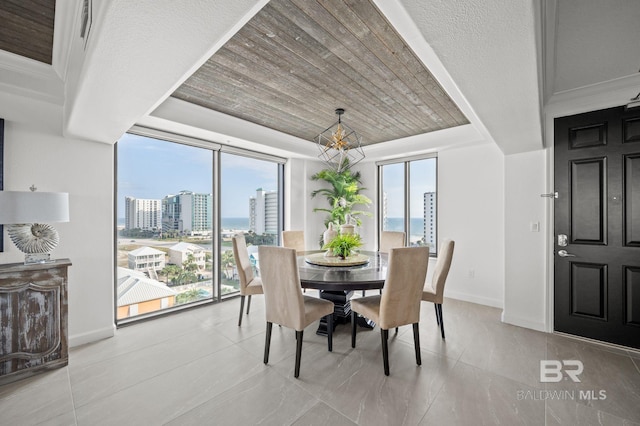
[0,191,70,224]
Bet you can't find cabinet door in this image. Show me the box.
[0,261,70,384]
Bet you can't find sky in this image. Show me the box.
[118,133,435,219]
[382,158,437,217]
[117,134,278,218]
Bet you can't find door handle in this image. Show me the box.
[557,250,576,257]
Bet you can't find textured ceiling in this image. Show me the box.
[0,0,56,64]
[171,0,468,146]
[554,0,640,93]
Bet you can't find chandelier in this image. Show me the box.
[315,108,365,173]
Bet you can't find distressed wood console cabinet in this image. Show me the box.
[0,259,71,385]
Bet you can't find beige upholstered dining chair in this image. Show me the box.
[364,231,406,297]
[231,234,263,327]
[351,246,430,375]
[282,230,305,253]
[379,231,406,253]
[282,230,307,292]
[422,239,455,339]
[259,246,335,378]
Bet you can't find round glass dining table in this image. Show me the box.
[297,250,388,335]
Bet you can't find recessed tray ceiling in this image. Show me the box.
[172,0,468,146]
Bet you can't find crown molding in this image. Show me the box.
[0,51,63,105]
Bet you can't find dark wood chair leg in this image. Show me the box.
[238,295,245,326]
[434,303,440,325]
[264,322,272,364]
[246,295,252,314]
[438,304,445,339]
[294,330,304,378]
[413,323,422,365]
[327,313,333,352]
[395,327,398,334]
[381,328,390,376]
[351,311,357,348]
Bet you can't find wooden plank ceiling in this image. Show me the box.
[0,0,56,64]
[172,0,468,146]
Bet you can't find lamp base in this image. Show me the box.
[24,253,53,265]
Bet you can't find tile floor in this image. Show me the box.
[1,297,639,425]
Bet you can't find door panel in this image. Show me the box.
[623,117,640,143]
[624,266,640,326]
[624,154,640,246]
[570,158,606,244]
[569,123,607,148]
[555,105,640,349]
[570,262,607,320]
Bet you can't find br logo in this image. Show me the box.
[540,360,583,382]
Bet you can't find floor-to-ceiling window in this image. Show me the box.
[220,151,283,298]
[378,155,437,255]
[115,131,283,323]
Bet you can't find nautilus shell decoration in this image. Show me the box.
[7,223,60,254]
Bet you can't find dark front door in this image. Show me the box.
[554,105,640,349]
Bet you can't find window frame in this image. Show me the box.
[377,153,438,256]
[115,127,285,325]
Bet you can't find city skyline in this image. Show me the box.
[117,133,278,219]
[118,134,435,222]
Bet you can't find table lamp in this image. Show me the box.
[0,186,70,264]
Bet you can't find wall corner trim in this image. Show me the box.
[69,324,116,348]
[501,312,547,333]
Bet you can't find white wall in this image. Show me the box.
[502,150,548,331]
[351,162,377,252]
[286,159,378,252]
[438,143,505,307]
[298,144,507,308]
[285,159,330,250]
[1,105,115,347]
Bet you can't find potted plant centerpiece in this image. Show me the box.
[323,232,363,259]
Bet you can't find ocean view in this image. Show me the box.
[385,217,425,237]
[118,216,427,239]
[221,217,250,230]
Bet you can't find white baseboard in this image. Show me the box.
[501,311,547,332]
[69,324,116,348]
[444,290,503,309]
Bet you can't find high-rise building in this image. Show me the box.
[424,192,436,249]
[249,188,278,235]
[162,190,212,236]
[124,197,162,231]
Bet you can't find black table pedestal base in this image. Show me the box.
[316,290,376,336]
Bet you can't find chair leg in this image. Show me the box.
[351,310,357,348]
[264,322,272,364]
[395,327,398,334]
[327,313,333,352]
[434,303,440,325]
[246,295,252,314]
[413,323,422,366]
[238,296,245,326]
[438,304,445,339]
[381,329,390,376]
[294,330,304,378]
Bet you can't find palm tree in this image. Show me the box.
[311,168,372,227]
[221,250,236,279]
[176,288,201,304]
[160,264,181,285]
